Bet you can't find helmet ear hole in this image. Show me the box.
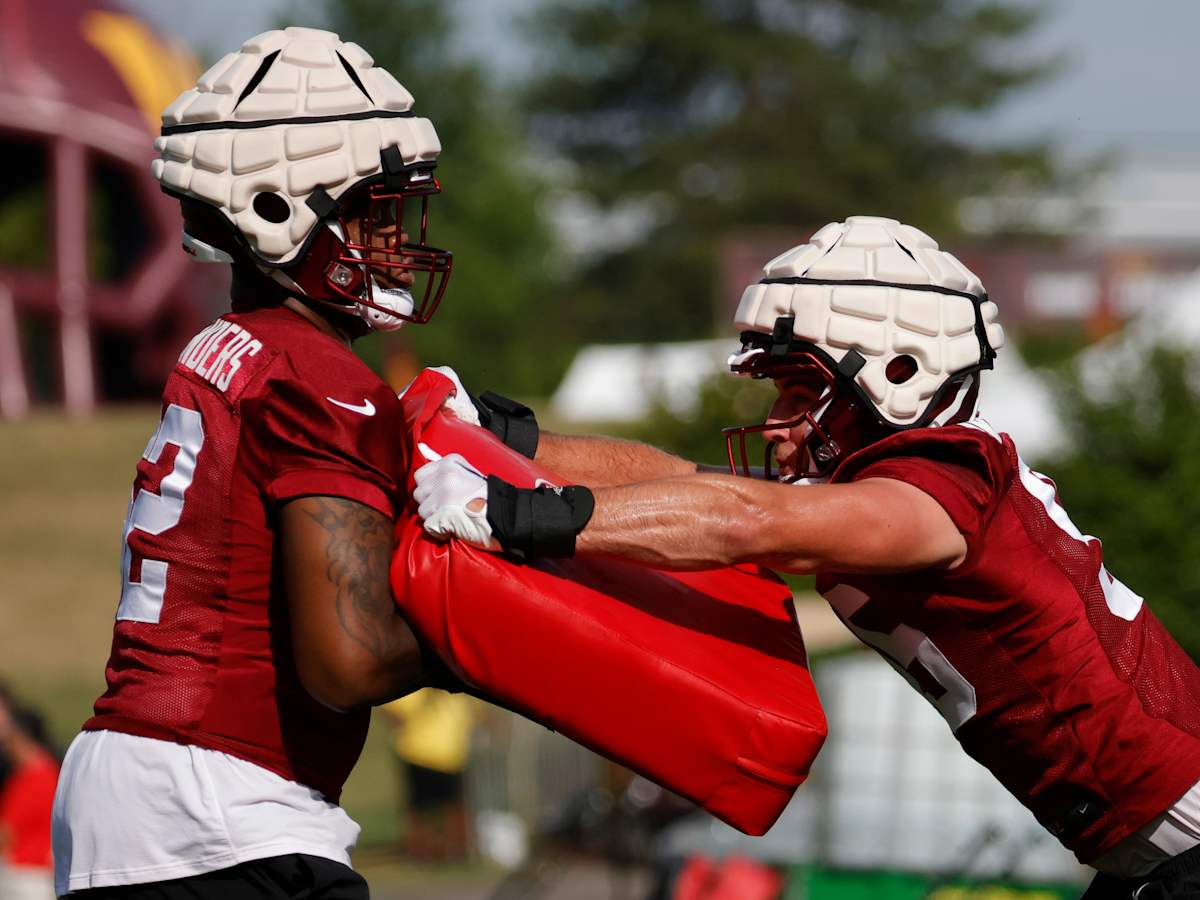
[253,192,291,224]
[886,354,919,384]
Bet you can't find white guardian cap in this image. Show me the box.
[725,216,1004,479]
[151,27,452,329]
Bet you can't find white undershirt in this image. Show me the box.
[1090,778,1200,878]
[51,730,361,896]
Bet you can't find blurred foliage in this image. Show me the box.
[526,0,1067,344]
[89,158,154,285]
[1013,325,1092,371]
[0,148,153,283]
[604,370,776,467]
[0,185,48,271]
[1046,347,1200,658]
[287,0,571,396]
[0,137,49,271]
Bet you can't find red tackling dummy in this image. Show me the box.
[390,370,827,835]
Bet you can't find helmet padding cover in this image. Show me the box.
[732,216,1004,428]
[150,26,440,267]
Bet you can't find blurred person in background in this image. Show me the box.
[415,217,1200,900]
[51,27,458,900]
[382,689,476,860]
[0,683,58,900]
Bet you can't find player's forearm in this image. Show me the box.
[535,432,698,486]
[576,474,799,570]
[309,573,429,707]
[313,616,436,708]
[339,614,431,707]
[416,454,957,571]
[576,476,964,574]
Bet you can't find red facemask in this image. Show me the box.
[723,351,885,482]
[290,179,453,326]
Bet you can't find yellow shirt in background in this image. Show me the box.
[383,690,476,775]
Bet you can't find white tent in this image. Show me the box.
[549,339,731,423]
[1079,265,1200,395]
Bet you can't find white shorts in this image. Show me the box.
[1092,778,1200,878]
[52,730,361,896]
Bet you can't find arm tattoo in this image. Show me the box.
[302,498,401,660]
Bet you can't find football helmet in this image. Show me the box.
[151,26,451,330]
[724,216,1004,481]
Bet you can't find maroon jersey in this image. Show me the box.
[815,419,1200,862]
[86,305,407,802]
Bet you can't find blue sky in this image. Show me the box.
[980,0,1200,156]
[125,0,1200,159]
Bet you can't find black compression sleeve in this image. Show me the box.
[486,476,594,559]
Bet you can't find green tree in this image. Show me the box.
[1045,347,1200,659]
[526,0,1063,344]
[293,0,570,395]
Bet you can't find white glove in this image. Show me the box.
[413,449,499,550]
[396,366,481,426]
[428,365,481,426]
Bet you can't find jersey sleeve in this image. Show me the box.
[246,365,407,519]
[833,425,1013,562]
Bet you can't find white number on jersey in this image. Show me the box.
[823,582,978,731]
[117,404,205,623]
[965,418,1144,622]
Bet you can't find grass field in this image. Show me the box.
[0,407,404,847]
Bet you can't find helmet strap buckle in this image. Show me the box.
[770,315,795,358]
[325,261,363,294]
[813,440,841,465]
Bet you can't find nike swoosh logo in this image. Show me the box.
[326,397,376,416]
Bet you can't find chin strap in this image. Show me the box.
[486,476,594,559]
[321,220,413,331]
[182,230,235,263]
[472,392,540,459]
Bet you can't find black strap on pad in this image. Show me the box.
[474,391,540,459]
[486,476,595,559]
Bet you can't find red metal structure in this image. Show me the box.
[0,0,216,416]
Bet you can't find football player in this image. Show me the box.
[414,217,1200,899]
[52,27,453,900]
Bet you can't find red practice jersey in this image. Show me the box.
[0,749,58,868]
[816,418,1200,862]
[86,305,407,802]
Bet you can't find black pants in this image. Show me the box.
[1083,843,1200,899]
[66,854,369,900]
[407,762,464,811]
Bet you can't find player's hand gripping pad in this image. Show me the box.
[391,370,827,835]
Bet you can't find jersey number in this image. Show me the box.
[117,404,205,623]
[823,582,978,732]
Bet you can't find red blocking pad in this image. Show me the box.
[391,370,827,835]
